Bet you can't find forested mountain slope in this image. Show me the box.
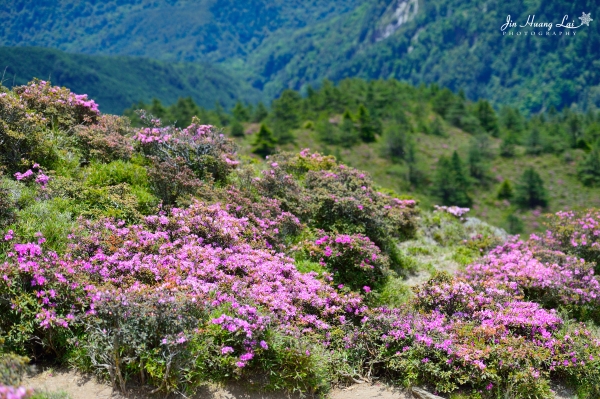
[2,0,599,112]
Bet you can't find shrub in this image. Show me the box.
[534,209,600,269]
[463,239,600,321]
[0,352,29,386]
[13,80,99,129]
[135,117,238,186]
[354,273,600,397]
[85,161,149,188]
[0,91,48,172]
[74,115,134,163]
[299,232,390,291]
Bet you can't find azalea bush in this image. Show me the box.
[299,232,390,292]
[2,85,600,398]
[355,273,600,398]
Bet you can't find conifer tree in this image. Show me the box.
[525,127,543,155]
[253,102,269,123]
[232,101,250,122]
[497,179,514,200]
[230,119,245,137]
[252,124,277,158]
[357,104,377,142]
[433,151,472,207]
[578,141,600,186]
[514,167,548,209]
[476,100,499,137]
[339,110,359,147]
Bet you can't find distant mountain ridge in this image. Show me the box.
[1,0,599,112]
[0,46,258,114]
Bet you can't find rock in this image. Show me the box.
[411,387,444,399]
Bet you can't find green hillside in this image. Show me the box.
[133,78,600,235]
[0,46,258,114]
[2,0,599,112]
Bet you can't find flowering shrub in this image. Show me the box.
[433,205,470,219]
[534,209,600,270]
[355,273,600,397]
[0,385,33,399]
[0,201,363,393]
[0,90,48,172]
[463,239,600,321]
[74,115,134,163]
[13,80,99,128]
[135,117,237,184]
[0,351,28,387]
[299,232,390,291]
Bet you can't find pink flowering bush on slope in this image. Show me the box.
[355,273,600,397]
[1,85,600,397]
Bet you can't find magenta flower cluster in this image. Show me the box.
[0,385,33,399]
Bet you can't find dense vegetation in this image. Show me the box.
[0,46,257,114]
[130,78,600,235]
[2,0,599,112]
[1,80,600,399]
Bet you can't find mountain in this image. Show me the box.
[0,46,258,114]
[2,0,600,113]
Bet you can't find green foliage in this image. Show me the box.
[0,351,29,386]
[497,180,514,200]
[270,89,301,144]
[433,151,472,207]
[514,168,549,209]
[476,100,499,137]
[229,120,245,137]
[252,124,277,158]
[578,141,600,186]
[356,104,377,143]
[466,135,492,184]
[0,47,255,115]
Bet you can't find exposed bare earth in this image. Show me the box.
[23,368,578,399]
[24,369,412,399]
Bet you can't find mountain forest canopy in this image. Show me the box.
[1,0,599,113]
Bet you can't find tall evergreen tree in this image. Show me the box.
[357,104,377,143]
[476,100,499,137]
[252,124,277,158]
[232,101,250,122]
[253,102,269,123]
[271,89,301,144]
[433,151,472,207]
[514,168,548,209]
[525,127,543,155]
[339,110,359,147]
[578,141,600,186]
[467,135,492,183]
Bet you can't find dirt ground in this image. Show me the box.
[24,367,577,399]
[24,368,413,399]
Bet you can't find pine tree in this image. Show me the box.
[467,135,492,183]
[252,124,277,158]
[578,141,600,186]
[170,97,200,128]
[149,98,168,121]
[271,89,301,144]
[230,120,245,137]
[433,151,472,207]
[253,102,269,123]
[232,101,250,122]
[514,168,548,209]
[525,127,543,155]
[357,104,377,142]
[339,110,359,147]
[476,100,500,137]
[497,179,514,200]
